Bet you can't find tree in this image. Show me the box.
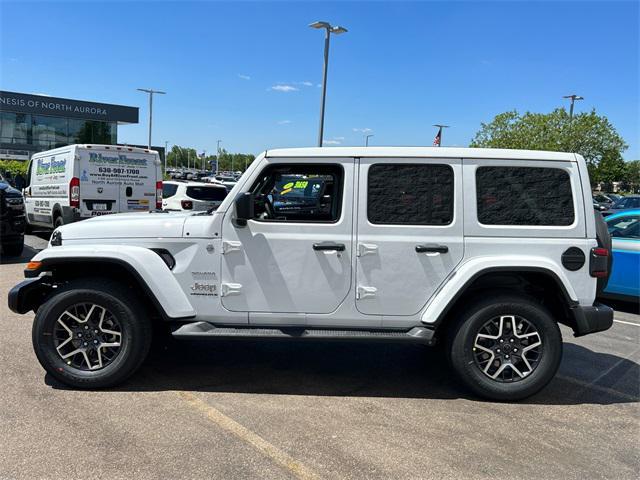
[166,145,256,172]
[470,108,628,185]
[624,160,640,193]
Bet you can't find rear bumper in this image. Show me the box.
[570,302,614,337]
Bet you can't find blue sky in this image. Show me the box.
[1,0,638,158]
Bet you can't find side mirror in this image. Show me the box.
[234,192,254,227]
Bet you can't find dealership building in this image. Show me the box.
[0,90,139,161]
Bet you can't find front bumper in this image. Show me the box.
[8,277,52,314]
[570,302,614,337]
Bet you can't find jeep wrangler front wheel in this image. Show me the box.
[32,278,152,389]
[448,295,562,401]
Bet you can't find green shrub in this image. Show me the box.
[0,159,29,177]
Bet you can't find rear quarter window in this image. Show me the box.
[163,183,178,198]
[476,166,574,226]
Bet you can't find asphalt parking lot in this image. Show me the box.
[1,234,639,479]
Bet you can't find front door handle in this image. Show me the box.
[415,244,448,254]
[313,242,346,252]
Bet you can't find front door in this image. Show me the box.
[355,159,464,320]
[220,159,354,323]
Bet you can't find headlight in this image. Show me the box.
[50,229,63,247]
[6,197,24,209]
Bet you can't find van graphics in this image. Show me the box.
[36,156,66,179]
[126,199,149,211]
[83,152,154,189]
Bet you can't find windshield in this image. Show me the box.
[607,215,640,238]
[614,197,640,209]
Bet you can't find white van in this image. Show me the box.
[24,144,163,229]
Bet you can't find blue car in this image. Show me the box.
[601,209,640,302]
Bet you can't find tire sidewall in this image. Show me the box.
[450,297,562,401]
[33,287,147,388]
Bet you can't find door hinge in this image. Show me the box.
[356,285,377,300]
[220,283,242,297]
[222,240,242,254]
[357,243,378,257]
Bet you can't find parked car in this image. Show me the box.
[603,195,640,216]
[23,144,162,230]
[593,193,615,208]
[10,147,614,401]
[593,198,607,212]
[600,210,640,302]
[162,180,228,211]
[0,173,25,256]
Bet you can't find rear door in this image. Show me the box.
[355,158,464,321]
[118,151,158,213]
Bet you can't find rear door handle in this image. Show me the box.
[415,244,448,254]
[313,242,346,252]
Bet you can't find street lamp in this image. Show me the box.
[309,21,347,147]
[364,134,374,146]
[216,140,222,174]
[164,141,169,171]
[563,94,584,120]
[137,88,166,149]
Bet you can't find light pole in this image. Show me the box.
[364,134,374,146]
[136,88,166,149]
[433,124,449,147]
[216,140,222,174]
[563,94,584,120]
[309,21,347,147]
[164,141,169,171]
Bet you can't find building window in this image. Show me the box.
[68,120,116,144]
[476,166,574,226]
[367,164,454,225]
[0,112,30,145]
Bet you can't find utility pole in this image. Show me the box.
[202,150,206,171]
[136,88,166,149]
[309,21,347,147]
[563,94,584,120]
[432,124,449,147]
[364,134,374,146]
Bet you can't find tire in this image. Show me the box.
[53,215,64,229]
[2,240,24,256]
[32,278,152,389]
[447,295,562,401]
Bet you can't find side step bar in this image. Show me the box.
[171,322,435,345]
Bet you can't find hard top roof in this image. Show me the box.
[265,146,577,162]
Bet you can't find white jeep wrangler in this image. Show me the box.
[9,147,614,400]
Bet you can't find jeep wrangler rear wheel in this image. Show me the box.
[448,295,562,401]
[32,278,152,389]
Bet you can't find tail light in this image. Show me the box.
[181,200,193,210]
[590,247,609,278]
[69,177,80,208]
[156,181,163,210]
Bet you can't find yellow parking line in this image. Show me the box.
[177,391,320,480]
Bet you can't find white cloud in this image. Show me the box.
[334,136,345,140]
[238,74,251,80]
[270,84,299,92]
[300,81,313,87]
[317,84,322,88]
[353,128,372,133]
[323,138,342,145]
[277,120,292,125]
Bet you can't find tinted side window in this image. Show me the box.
[368,164,454,225]
[163,184,178,198]
[476,167,574,226]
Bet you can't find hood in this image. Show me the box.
[0,182,22,197]
[57,211,192,240]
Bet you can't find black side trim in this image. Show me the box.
[8,277,52,314]
[433,266,578,327]
[30,257,194,321]
[570,302,614,337]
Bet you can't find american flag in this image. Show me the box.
[433,127,442,146]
